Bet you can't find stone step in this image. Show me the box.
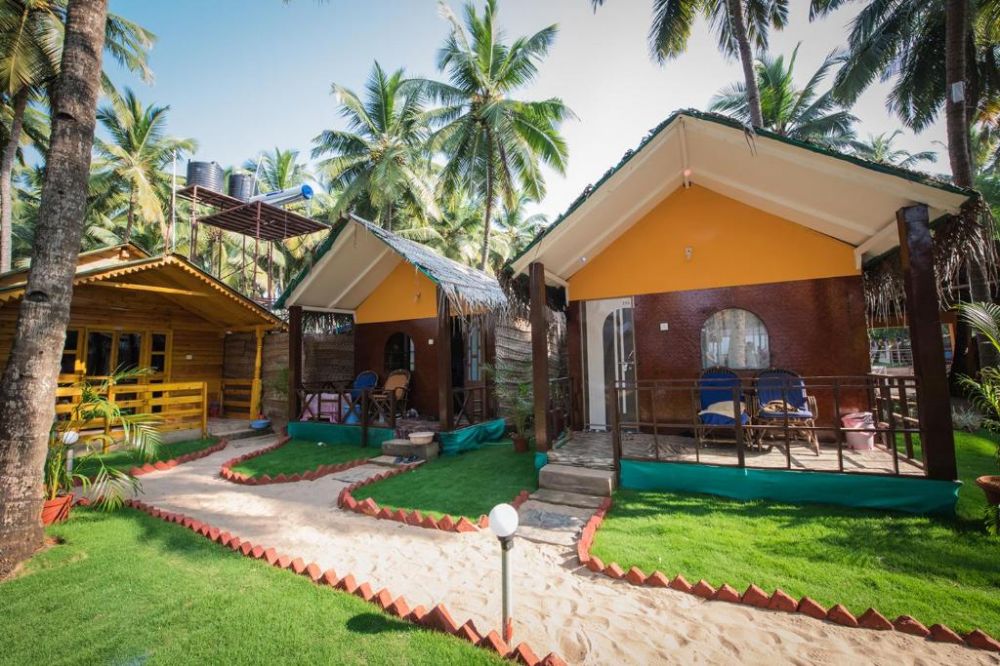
[538,463,616,497]
[381,439,440,460]
[529,489,606,509]
[214,426,273,441]
[515,500,593,546]
[368,455,425,468]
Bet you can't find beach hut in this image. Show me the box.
[508,109,988,515]
[0,244,284,439]
[277,215,508,440]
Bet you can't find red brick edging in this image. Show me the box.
[218,436,369,485]
[123,498,565,665]
[338,466,533,534]
[577,497,1000,654]
[70,438,230,484]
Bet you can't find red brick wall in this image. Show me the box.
[568,275,871,427]
[354,318,439,417]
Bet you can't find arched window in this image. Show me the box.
[385,333,415,372]
[701,309,769,370]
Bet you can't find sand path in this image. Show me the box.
[133,435,997,665]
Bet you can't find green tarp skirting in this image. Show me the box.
[620,460,960,517]
[286,421,395,448]
[439,419,507,456]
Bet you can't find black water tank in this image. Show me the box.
[228,172,255,201]
[186,161,224,192]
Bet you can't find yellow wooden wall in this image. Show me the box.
[355,260,438,324]
[0,283,227,397]
[567,184,859,301]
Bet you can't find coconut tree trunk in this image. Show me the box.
[0,88,29,273]
[726,0,763,128]
[945,0,974,188]
[478,163,494,272]
[0,0,107,578]
[945,0,995,369]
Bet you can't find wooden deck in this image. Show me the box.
[549,430,925,476]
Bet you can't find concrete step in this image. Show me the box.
[382,439,440,460]
[515,500,593,546]
[529,489,606,509]
[538,463,616,497]
[368,455,425,468]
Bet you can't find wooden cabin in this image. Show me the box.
[0,244,284,437]
[277,216,508,432]
[510,110,974,515]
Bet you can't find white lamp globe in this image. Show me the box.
[60,430,80,445]
[488,503,519,538]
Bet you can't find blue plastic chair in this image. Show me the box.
[695,367,749,446]
[344,371,379,424]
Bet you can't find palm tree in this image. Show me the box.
[0,0,109,579]
[810,0,999,190]
[592,0,789,128]
[850,130,937,169]
[312,62,435,232]
[709,45,857,148]
[490,194,547,272]
[0,1,154,271]
[244,146,309,195]
[93,88,195,248]
[427,0,571,270]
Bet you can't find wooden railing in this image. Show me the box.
[221,378,259,419]
[608,374,924,478]
[547,376,575,442]
[55,381,208,438]
[453,385,494,427]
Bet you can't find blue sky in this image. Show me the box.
[107,0,950,219]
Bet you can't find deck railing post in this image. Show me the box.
[833,379,844,473]
[361,389,370,447]
[609,385,621,483]
[201,382,209,436]
[733,384,745,468]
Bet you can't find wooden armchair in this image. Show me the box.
[370,369,411,423]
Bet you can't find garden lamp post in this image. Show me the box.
[488,502,519,643]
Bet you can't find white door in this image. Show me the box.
[584,298,637,430]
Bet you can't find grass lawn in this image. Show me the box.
[74,437,219,478]
[0,509,503,665]
[591,430,1000,637]
[352,441,537,520]
[231,438,374,478]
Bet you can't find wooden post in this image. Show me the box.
[250,326,264,419]
[200,381,209,436]
[897,204,957,480]
[288,306,303,421]
[530,262,550,451]
[437,288,454,431]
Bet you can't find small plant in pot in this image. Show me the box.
[497,382,533,453]
[44,368,163,525]
[956,303,1000,534]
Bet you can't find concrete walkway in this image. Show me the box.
[133,434,994,665]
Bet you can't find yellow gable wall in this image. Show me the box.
[354,260,438,324]
[567,184,859,301]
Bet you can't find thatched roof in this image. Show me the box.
[277,214,507,317]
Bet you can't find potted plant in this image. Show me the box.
[956,303,1000,534]
[493,361,534,452]
[44,368,163,525]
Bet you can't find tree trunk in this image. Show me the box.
[0,0,107,578]
[123,189,135,245]
[945,0,974,188]
[945,0,995,368]
[726,0,763,128]
[478,165,494,272]
[0,88,29,273]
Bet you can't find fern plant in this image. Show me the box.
[47,366,163,511]
[957,303,1000,535]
